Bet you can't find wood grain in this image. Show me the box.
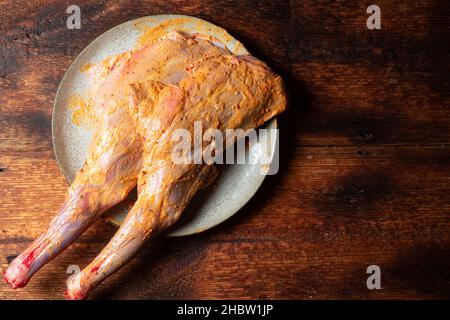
[0,0,449,299]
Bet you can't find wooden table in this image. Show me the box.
[0,0,449,300]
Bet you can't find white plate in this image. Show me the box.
[52,14,278,237]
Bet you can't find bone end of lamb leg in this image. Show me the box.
[66,272,90,300]
[3,233,49,289]
[4,267,29,289]
[4,256,30,289]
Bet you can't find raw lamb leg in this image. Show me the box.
[66,54,286,299]
[4,32,229,288]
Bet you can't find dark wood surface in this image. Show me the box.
[0,0,449,299]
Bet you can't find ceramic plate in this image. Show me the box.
[52,14,278,236]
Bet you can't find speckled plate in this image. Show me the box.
[52,14,278,237]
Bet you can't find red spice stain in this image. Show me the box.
[91,259,104,274]
[21,237,49,268]
[22,250,36,268]
[91,265,100,273]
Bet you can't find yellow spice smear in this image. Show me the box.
[67,93,95,129]
[68,52,132,128]
[69,17,243,129]
[134,17,237,50]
